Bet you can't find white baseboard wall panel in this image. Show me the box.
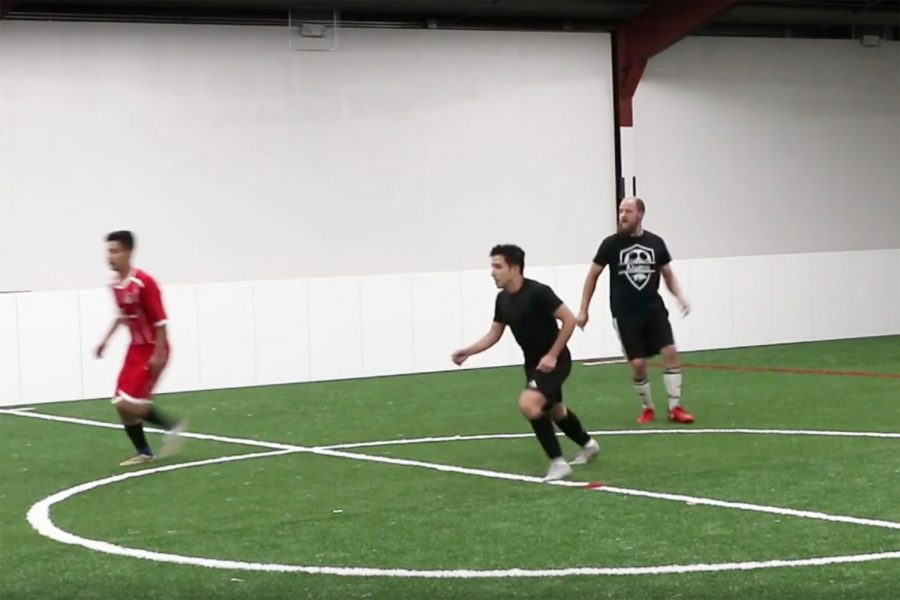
[16,291,82,405]
[0,249,896,407]
[252,279,311,387]
[360,274,415,377]
[307,276,363,382]
[0,295,22,406]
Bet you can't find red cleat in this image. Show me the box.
[667,406,695,423]
[636,407,655,424]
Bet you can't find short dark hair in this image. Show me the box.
[106,230,135,251]
[490,244,525,272]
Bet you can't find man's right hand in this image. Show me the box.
[576,311,589,330]
[451,349,469,366]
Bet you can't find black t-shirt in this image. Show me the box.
[493,278,568,366]
[593,230,671,318]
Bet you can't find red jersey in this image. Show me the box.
[111,268,168,347]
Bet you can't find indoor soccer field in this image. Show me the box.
[1,336,897,600]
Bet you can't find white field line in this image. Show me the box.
[4,407,899,578]
[4,408,898,530]
[310,446,900,531]
[323,427,900,450]
[22,447,900,578]
[5,409,897,450]
[0,408,303,451]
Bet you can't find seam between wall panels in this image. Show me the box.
[305,281,312,381]
[15,295,23,405]
[727,257,734,349]
[76,291,85,401]
[194,285,201,389]
[458,271,465,363]
[409,277,416,373]
[358,277,364,378]
[250,284,258,387]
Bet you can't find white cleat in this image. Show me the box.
[119,453,154,467]
[569,438,600,466]
[543,458,572,482]
[159,419,188,459]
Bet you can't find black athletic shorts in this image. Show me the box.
[613,309,675,360]
[523,351,572,405]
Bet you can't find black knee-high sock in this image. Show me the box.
[143,407,175,430]
[529,415,562,459]
[124,423,152,455]
[554,409,591,447]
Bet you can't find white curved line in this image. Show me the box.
[24,438,900,577]
[10,408,899,578]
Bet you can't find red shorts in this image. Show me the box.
[114,344,169,405]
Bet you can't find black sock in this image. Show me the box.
[143,407,175,430]
[529,415,562,459]
[554,409,591,447]
[124,424,152,455]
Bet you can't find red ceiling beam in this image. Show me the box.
[615,1,738,126]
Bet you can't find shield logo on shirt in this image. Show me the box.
[619,244,656,291]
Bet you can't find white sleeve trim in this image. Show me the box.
[154,319,168,327]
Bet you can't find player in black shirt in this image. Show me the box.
[577,198,695,424]
[452,244,599,481]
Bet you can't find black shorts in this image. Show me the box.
[523,353,572,405]
[614,310,675,360]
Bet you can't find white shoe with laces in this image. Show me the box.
[159,419,188,458]
[569,438,600,466]
[543,458,572,482]
[119,453,154,467]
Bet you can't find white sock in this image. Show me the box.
[633,378,653,409]
[664,368,682,411]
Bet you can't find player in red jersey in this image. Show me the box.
[96,231,185,466]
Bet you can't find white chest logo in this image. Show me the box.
[619,244,656,290]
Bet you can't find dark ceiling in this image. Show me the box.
[1,0,897,39]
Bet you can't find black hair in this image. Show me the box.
[106,230,135,251]
[490,244,525,272]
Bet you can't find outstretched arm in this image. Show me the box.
[452,321,505,365]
